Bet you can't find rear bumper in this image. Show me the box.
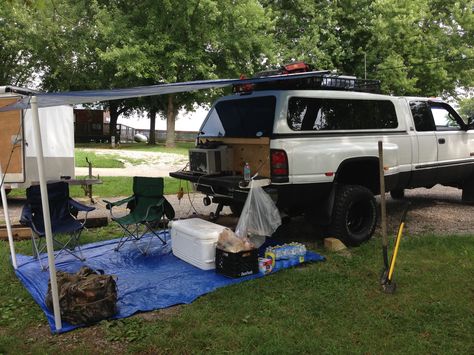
[169,170,333,213]
[169,171,255,203]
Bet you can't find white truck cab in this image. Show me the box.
[171,71,474,245]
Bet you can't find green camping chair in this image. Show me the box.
[104,177,175,254]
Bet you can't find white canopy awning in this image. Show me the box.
[0,71,329,111]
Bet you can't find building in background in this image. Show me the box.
[74,106,206,143]
[118,106,207,143]
[74,109,115,143]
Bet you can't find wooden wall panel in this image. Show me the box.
[209,137,271,177]
[0,97,24,179]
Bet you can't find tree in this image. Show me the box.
[459,97,474,119]
[264,0,474,97]
[366,0,474,96]
[260,0,341,69]
[0,0,43,86]
[8,0,139,141]
[95,0,275,147]
[58,1,139,140]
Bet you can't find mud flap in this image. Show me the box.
[462,181,474,203]
[320,183,337,225]
[305,183,337,225]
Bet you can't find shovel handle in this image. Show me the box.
[388,203,410,281]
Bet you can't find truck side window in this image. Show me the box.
[410,101,435,132]
[431,105,462,131]
[200,96,276,138]
[287,98,397,131]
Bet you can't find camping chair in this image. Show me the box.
[20,182,95,270]
[104,176,175,254]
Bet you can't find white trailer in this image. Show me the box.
[0,88,75,189]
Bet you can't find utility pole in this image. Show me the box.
[364,52,367,80]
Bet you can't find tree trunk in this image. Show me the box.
[148,108,157,145]
[108,101,119,143]
[165,95,177,148]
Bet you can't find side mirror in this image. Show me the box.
[467,116,474,130]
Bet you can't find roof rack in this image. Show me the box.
[254,74,381,93]
[233,62,381,94]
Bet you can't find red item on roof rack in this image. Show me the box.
[233,74,255,93]
[282,61,311,73]
[233,61,313,93]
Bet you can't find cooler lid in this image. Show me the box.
[170,218,227,240]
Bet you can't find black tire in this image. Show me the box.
[329,184,377,246]
[390,189,405,200]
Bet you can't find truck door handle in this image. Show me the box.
[438,138,446,144]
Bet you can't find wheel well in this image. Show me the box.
[335,158,380,194]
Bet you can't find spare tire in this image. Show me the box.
[329,184,377,246]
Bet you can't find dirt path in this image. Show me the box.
[75,148,188,177]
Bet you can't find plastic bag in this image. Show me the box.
[235,182,281,242]
[217,228,255,253]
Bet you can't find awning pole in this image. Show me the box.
[0,163,17,269]
[30,96,62,331]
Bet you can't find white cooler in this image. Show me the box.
[170,218,227,270]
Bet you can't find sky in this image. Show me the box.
[117,106,208,131]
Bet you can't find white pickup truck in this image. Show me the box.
[171,74,474,246]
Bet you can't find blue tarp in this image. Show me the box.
[14,232,325,333]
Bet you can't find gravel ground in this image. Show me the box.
[2,185,473,239]
[380,185,474,236]
[0,192,231,225]
[269,185,474,243]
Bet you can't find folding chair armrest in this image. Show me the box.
[144,199,165,220]
[104,196,135,210]
[20,204,42,235]
[69,199,95,212]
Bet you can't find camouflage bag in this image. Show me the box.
[45,266,117,325]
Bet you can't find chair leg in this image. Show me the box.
[114,223,138,252]
[135,221,167,255]
[54,230,86,262]
[113,221,168,255]
[31,233,48,270]
[30,230,86,270]
[144,222,166,244]
[131,224,155,255]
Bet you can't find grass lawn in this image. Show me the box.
[0,232,472,353]
[75,150,125,168]
[7,176,182,199]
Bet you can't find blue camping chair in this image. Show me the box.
[20,182,95,269]
[104,177,175,255]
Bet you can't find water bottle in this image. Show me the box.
[244,162,251,182]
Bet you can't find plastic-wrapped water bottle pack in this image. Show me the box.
[265,242,307,260]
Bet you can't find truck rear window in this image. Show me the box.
[287,97,398,131]
[199,96,276,138]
